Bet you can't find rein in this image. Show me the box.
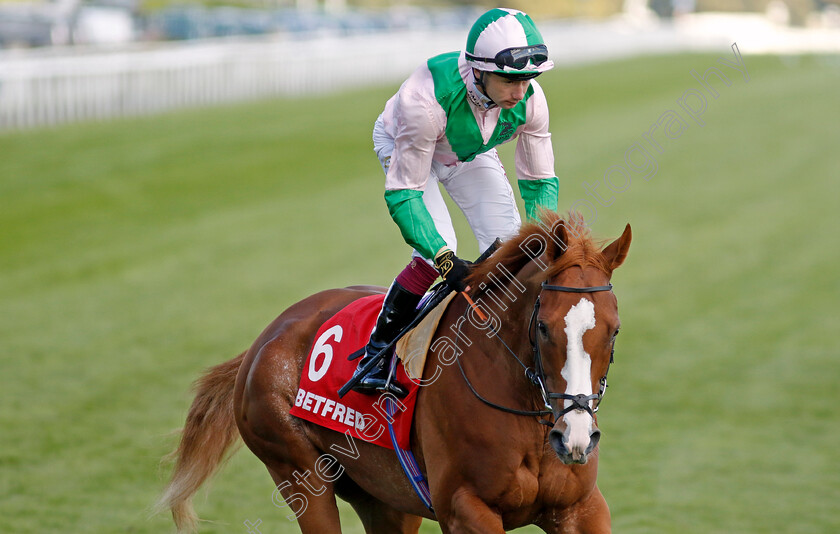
[455,281,615,427]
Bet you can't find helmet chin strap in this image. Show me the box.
[473,69,497,108]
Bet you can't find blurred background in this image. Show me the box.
[2,0,840,130]
[1,1,839,533]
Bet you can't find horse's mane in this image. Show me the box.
[466,211,612,290]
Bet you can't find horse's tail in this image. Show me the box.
[155,352,245,533]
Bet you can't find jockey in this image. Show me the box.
[352,8,560,397]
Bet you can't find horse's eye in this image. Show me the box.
[537,321,549,337]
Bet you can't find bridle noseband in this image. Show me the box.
[455,280,616,426]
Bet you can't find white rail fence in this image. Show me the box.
[1,16,837,131]
[0,30,466,130]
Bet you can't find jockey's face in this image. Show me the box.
[479,71,532,109]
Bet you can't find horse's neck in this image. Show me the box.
[468,260,543,380]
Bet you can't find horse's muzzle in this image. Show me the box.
[549,424,601,465]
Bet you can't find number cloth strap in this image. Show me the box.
[518,176,559,221]
[384,189,448,260]
[427,52,533,162]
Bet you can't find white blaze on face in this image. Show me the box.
[561,298,597,451]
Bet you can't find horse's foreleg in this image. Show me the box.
[436,487,506,534]
[538,486,611,534]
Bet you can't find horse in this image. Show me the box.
[157,211,632,533]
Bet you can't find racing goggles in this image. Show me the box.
[466,45,549,70]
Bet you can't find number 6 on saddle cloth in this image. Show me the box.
[337,239,502,398]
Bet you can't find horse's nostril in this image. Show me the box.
[586,428,601,454]
[549,429,567,456]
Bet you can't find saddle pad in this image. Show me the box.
[396,291,457,382]
[290,294,420,450]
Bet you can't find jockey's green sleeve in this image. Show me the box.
[518,177,559,221]
[384,189,448,260]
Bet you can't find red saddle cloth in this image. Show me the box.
[289,294,420,450]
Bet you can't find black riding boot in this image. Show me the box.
[352,281,421,398]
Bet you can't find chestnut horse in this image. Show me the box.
[158,212,631,533]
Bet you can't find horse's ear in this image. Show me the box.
[551,217,568,260]
[602,224,632,271]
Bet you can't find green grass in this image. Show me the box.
[1,52,838,533]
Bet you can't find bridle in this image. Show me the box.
[455,280,616,426]
[532,281,615,421]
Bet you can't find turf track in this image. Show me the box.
[1,52,838,533]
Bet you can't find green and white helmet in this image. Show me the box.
[464,8,554,77]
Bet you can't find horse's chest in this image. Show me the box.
[498,463,593,515]
[495,467,541,510]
